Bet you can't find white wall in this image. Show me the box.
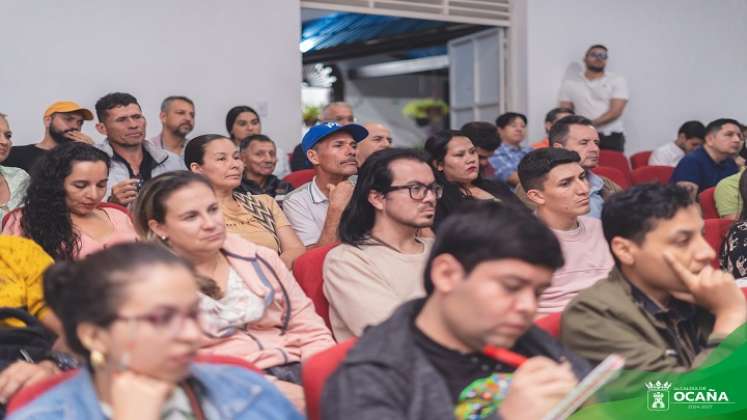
[516,0,747,154]
[0,0,303,150]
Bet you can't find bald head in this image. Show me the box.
[357,122,393,166]
[322,102,354,125]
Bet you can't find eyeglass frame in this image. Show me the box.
[113,306,207,338]
[381,182,444,200]
[587,51,608,60]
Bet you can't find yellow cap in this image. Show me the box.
[44,101,94,120]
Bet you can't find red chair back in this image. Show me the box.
[630,151,652,170]
[303,338,357,420]
[631,165,674,186]
[1,207,20,230]
[592,166,631,190]
[599,150,632,184]
[703,218,733,268]
[292,243,338,329]
[699,187,719,219]
[535,312,562,337]
[283,169,316,188]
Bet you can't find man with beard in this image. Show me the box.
[323,148,439,340]
[148,96,195,155]
[559,45,629,152]
[3,101,95,172]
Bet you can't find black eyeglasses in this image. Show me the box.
[385,182,443,200]
[588,52,608,60]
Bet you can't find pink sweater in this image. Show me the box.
[538,216,614,315]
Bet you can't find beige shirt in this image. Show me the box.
[323,237,433,340]
[221,194,290,253]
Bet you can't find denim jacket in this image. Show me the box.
[9,362,302,419]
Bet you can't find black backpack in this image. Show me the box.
[0,307,57,372]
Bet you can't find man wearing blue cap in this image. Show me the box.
[283,122,368,247]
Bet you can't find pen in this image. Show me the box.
[482,345,528,368]
[19,349,34,363]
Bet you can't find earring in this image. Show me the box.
[90,350,106,369]
[160,235,168,241]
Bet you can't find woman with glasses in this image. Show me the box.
[424,130,523,229]
[325,148,439,340]
[133,171,334,410]
[8,242,301,419]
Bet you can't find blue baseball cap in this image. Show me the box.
[301,122,369,153]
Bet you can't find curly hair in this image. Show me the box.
[21,143,110,261]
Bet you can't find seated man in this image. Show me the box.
[461,121,501,178]
[488,112,531,187]
[518,148,613,315]
[515,115,621,218]
[283,122,368,247]
[670,118,743,197]
[649,120,705,167]
[561,184,746,393]
[323,201,589,420]
[324,148,438,340]
[147,95,195,156]
[714,168,745,219]
[531,107,574,149]
[356,122,393,166]
[238,134,294,198]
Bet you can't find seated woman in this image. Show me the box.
[133,171,334,383]
[424,130,523,228]
[185,135,304,269]
[8,242,301,419]
[226,105,262,146]
[2,143,137,260]
[721,169,747,278]
[0,113,29,221]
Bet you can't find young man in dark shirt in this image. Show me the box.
[323,201,590,420]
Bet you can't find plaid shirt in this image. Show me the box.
[488,143,532,182]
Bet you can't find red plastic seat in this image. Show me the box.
[535,312,562,338]
[599,150,632,184]
[631,165,674,186]
[703,218,733,268]
[283,169,316,188]
[292,243,339,329]
[592,166,631,190]
[629,150,652,170]
[699,187,719,219]
[302,338,357,420]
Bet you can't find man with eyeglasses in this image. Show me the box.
[559,44,629,152]
[323,148,440,340]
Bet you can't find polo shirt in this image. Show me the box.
[282,177,330,246]
[558,71,629,135]
[669,146,739,193]
[488,143,532,183]
[714,168,745,217]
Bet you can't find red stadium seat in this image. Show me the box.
[283,169,316,188]
[302,338,357,420]
[703,218,733,268]
[630,150,653,170]
[592,166,631,190]
[631,165,674,186]
[699,187,719,219]
[535,312,562,338]
[599,150,632,184]
[292,243,339,329]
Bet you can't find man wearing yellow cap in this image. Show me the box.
[3,101,94,172]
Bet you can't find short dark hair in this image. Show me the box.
[602,184,694,248]
[545,107,575,124]
[677,120,706,139]
[495,112,527,129]
[460,121,500,152]
[518,147,581,192]
[160,95,194,113]
[239,133,274,152]
[705,118,742,137]
[225,105,259,139]
[548,115,594,146]
[586,44,608,55]
[95,92,140,122]
[423,200,564,295]
[184,134,232,167]
[738,170,747,222]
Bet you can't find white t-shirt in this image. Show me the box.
[558,71,629,134]
[649,141,685,167]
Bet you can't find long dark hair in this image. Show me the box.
[736,170,747,222]
[21,143,110,261]
[225,105,259,140]
[338,148,432,246]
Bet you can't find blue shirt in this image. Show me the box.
[587,171,605,219]
[488,143,532,183]
[670,146,738,193]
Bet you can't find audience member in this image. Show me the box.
[515,115,622,218]
[356,122,392,166]
[283,122,368,247]
[426,130,521,229]
[460,121,500,178]
[720,170,747,277]
[715,168,746,219]
[561,184,746,393]
[322,201,589,419]
[3,101,94,172]
[0,113,28,220]
[488,112,530,187]
[518,148,613,314]
[670,118,743,196]
[94,92,184,207]
[226,105,290,178]
[649,121,706,167]
[3,143,138,261]
[324,148,438,340]
[531,107,575,149]
[290,101,356,172]
[239,134,294,198]
[559,44,629,152]
[185,135,304,268]
[148,95,195,155]
[8,242,302,419]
